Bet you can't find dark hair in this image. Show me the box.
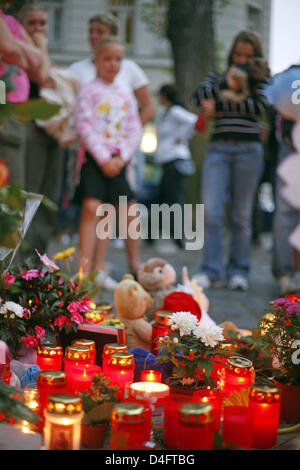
[227,30,264,66]
[88,13,119,35]
[159,84,183,106]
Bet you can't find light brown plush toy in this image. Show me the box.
[137,257,176,322]
[114,274,153,350]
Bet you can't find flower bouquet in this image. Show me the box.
[155,311,229,388]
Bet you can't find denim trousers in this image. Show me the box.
[200,139,264,280]
[272,141,300,278]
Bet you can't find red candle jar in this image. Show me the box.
[71,339,96,365]
[211,343,238,387]
[219,356,255,398]
[84,310,104,325]
[129,382,170,428]
[110,402,149,450]
[102,343,128,373]
[66,364,101,395]
[105,352,135,400]
[37,371,67,427]
[123,397,152,442]
[151,310,173,355]
[63,345,91,375]
[140,370,162,383]
[177,402,214,450]
[193,387,223,431]
[37,345,63,371]
[249,384,281,449]
[222,405,252,449]
[22,384,42,433]
[163,394,192,449]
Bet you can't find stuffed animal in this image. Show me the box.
[114,274,153,350]
[137,257,176,322]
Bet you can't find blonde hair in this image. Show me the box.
[18,2,47,23]
[94,36,124,56]
[89,13,119,35]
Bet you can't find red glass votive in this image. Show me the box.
[211,343,238,386]
[129,382,170,428]
[84,310,104,325]
[63,345,92,375]
[163,394,192,449]
[140,370,162,383]
[0,362,11,385]
[105,352,135,400]
[222,406,252,450]
[102,343,128,373]
[122,397,152,443]
[219,356,255,398]
[151,310,173,355]
[177,403,214,450]
[37,371,67,428]
[249,384,281,449]
[193,387,222,431]
[37,345,63,371]
[66,364,101,395]
[110,402,148,450]
[71,339,96,365]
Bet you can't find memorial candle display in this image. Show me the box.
[163,394,192,449]
[66,364,101,395]
[63,345,92,374]
[129,382,170,428]
[105,352,135,399]
[71,339,96,364]
[222,405,253,450]
[37,345,63,371]
[37,371,67,426]
[140,370,162,383]
[177,403,214,450]
[44,394,84,450]
[219,356,255,398]
[151,310,173,355]
[193,387,223,431]
[110,403,149,450]
[249,384,281,449]
[211,343,238,386]
[102,343,128,373]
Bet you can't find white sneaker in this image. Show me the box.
[95,270,118,291]
[193,273,222,289]
[228,275,249,291]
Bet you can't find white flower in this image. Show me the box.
[169,311,198,337]
[193,324,224,348]
[2,301,24,318]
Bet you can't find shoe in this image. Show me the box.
[278,275,299,296]
[193,273,222,289]
[95,270,118,291]
[228,275,249,291]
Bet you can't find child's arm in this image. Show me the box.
[119,95,143,163]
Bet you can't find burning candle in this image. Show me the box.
[37,371,67,428]
[84,310,104,324]
[163,394,192,449]
[63,345,92,375]
[105,352,135,400]
[102,343,128,373]
[219,356,255,398]
[193,387,223,431]
[140,370,162,383]
[20,384,41,434]
[37,345,63,371]
[66,364,101,395]
[151,310,173,355]
[222,405,252,450]
[249,384,281,449]
[110,402,149,450]
[177,403,214,450]
[211,343,237,387]
[129,382,170,428]
[44,394,84,450]
[71,339,96,365]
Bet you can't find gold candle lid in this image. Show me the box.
[250,384,281,403]
[47,394,83,415]
[178,402,214,424]
[103,343,128,357]
[112,403,145,424]
[154,310,173,326]
[37,344,63,357]
[228,356,253,372]
[37,370,66,387]
[72,339,96,352]
[64,345,91,362]
[96,302,113,314]
[107,352,134,368]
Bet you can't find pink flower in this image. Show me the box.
[21,269,39,281]
[80,297,91,311]
[23,308,31,319]
[54,315,71,327]
[21,336,39,348]
[71,312,84,325]
[3,272,15,284]
[58,277,63,285]
[67,280,76,289]
[34,326,45,339]
[271,298,292,309]
[35,249,59,272]
[286,303,300,316]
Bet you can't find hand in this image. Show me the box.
[31,32,48,51]
[202,99,215,119]
[101,155,124,177]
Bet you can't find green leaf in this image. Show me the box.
[13,99,61,123]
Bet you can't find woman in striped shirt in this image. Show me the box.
[193,31,270,291]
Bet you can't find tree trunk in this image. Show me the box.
[167,0,216,110]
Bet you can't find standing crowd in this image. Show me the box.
[0,3,299,297]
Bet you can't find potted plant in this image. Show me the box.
[80,373,119,449]
[259,296,300,423]
[155,311,230,392]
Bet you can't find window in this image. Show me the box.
[247,5,262,34]
[40,0,64,49]
[108,0,135,51]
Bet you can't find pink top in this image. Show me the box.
[0,10,29,103]
[75,78,142,166]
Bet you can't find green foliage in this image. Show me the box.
[80,373,119,425]
[13,99,61,123]
[0,380,40,424]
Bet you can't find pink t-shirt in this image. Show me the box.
[0,10,29,103]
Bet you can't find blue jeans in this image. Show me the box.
[200,140,264,280]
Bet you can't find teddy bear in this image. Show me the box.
[137,257,176,322]
[114,274,153,350]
